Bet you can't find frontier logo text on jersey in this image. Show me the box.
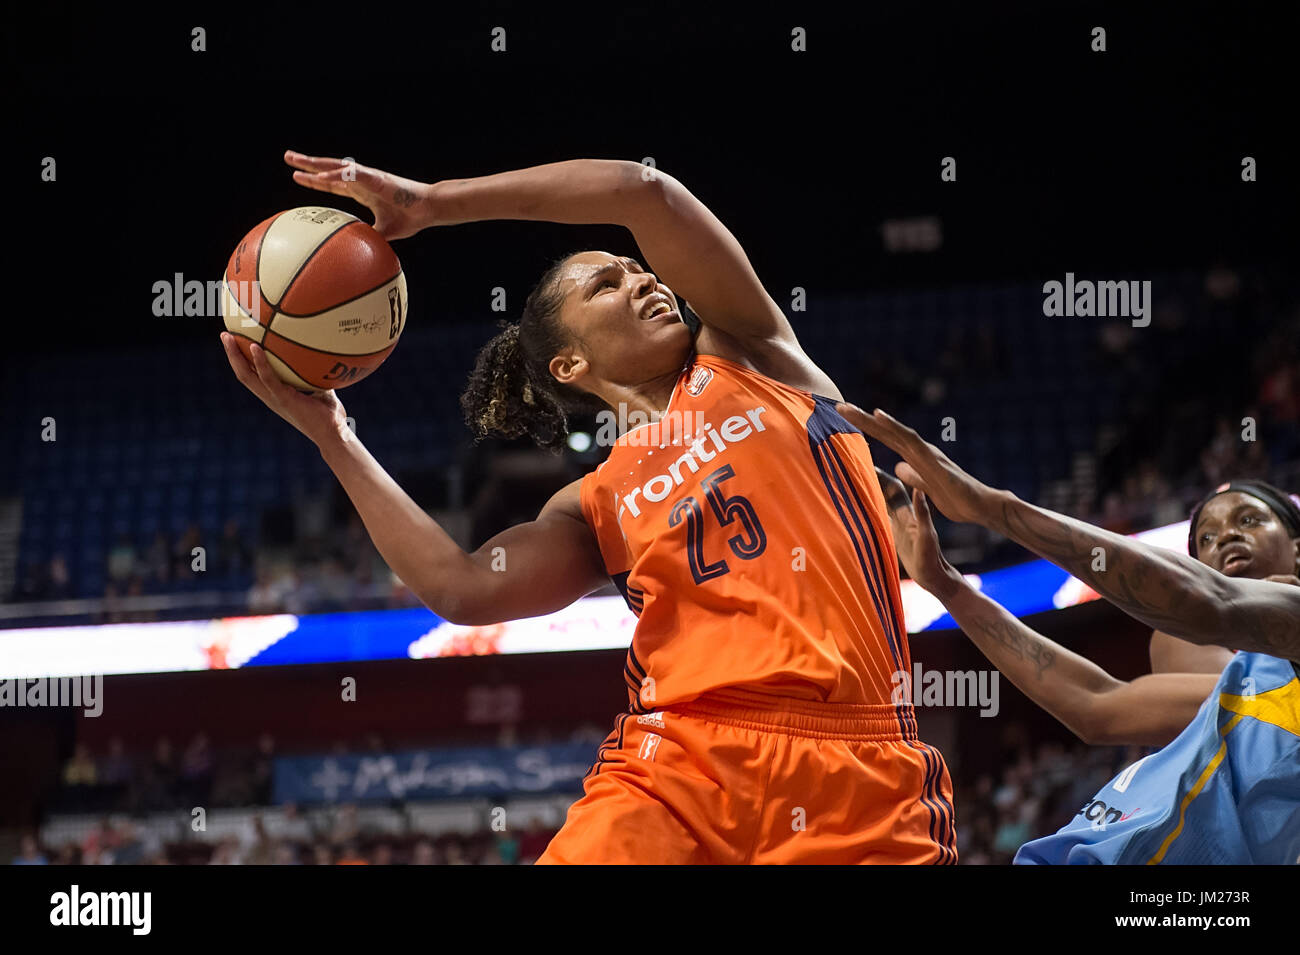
[49,885,151,935]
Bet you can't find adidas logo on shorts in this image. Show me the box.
[637,711,666,729]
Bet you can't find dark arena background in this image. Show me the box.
[1,0,1295,915]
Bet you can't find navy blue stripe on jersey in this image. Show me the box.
[627,644,647,680]
[806,405,907,685]
[584,723,621,781]
[808,397,954,859]
[610,572,644,616]
[820,436,956,860]
[808,435,952,846]
[817,436,958,858]
[624,665,643,702]
[587,714,630,779]
[625,644,649,712]
[822,440,914,727]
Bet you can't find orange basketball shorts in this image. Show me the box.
[537,688,957,864]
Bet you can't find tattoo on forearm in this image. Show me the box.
[392,187,418,207]
[997,498,1300,658]
[980,611,1057,677]
[998,498,1197,636]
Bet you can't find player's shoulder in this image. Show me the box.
[542,477,588,522]
[693,326,841,399]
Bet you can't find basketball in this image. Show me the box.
[221,206,408,391]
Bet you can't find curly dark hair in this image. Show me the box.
[460,252,607,452]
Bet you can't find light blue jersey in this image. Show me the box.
[1015,651,1300,865]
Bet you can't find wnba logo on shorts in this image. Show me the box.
[685,366,713,397]
[638,733,661,761]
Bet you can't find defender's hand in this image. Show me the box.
[875,467,964,600]
[840,403,1005,526]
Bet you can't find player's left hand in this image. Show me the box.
[837,403,1006,526]
[874,467,964,600]
[284,150,436,240]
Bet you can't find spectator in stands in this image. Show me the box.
[327,803,361,847]
[172,524,203,584]
[269,802,315,843]
[348,559,378,611]
[180,732,215,804]
[53,843,80,865]
[216,519,253,580]
[274,843,301,865]
[142,531,172,587]
[107,534,137,585]
[250,733,276,804]
[106,818,147,865]
[124,576,155,622]
[80,817,117,865]
[1201,415,1242,486]
[209,746,255,807]
[242,815,279,865]
[442,837,469,865]
[495,829,520,865]
[311,843,335,866]
[336,841,368,865]
[283,566,324,616]
[140,737,178,810]
[516,821,551,865]
[11,834,48,865]
[208,835,243,865]
[370,842,394,866]
[247,565,288,615]
[410,839,437,865]
[98,736,134,791]
[316,558,353,613]
[63,742,97,788]
[992,800,1039,862]
[46,554,72,600]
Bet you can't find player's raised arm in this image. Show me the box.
[287,152,785,337]
[286,152,838,396]
[220,333,608,625]
[875,468,1218,746]
[849,404,1300,661]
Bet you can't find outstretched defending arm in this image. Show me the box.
[874,468,1218,746]
[848,405,1300,661]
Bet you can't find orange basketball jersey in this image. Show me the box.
[580,352,914,716]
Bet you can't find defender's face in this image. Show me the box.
[1194,491,1300,579]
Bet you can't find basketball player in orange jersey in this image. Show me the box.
[219,151,956,863]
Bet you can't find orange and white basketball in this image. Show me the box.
[221,207,408,391]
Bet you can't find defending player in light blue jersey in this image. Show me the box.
[839,402,1300,865]
[1015,648,1298,863]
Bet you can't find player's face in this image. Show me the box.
[550,251,692,391]
[1193,492,1300,579]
